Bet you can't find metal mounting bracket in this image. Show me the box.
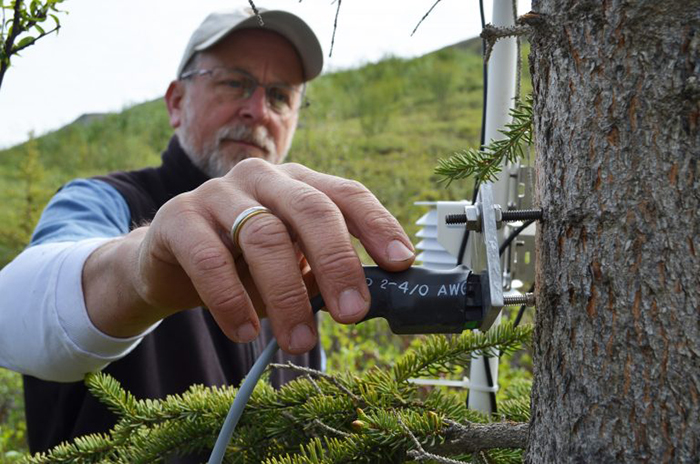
[475,184,504,331]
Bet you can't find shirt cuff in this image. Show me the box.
[55,238,161,361]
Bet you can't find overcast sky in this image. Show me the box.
[0,0,528,149]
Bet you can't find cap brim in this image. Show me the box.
[194,10,324,81]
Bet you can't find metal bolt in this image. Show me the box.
[502,209,543,222]
[503,293,536,307]
[445,213,469,225]
[446,207,542,226]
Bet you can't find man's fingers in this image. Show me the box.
[229,160,371,325]
[278,163,415,271]
[235,212,317,354]
[190,178,319,353]
[165,211,260,343]
[146,159,412,352]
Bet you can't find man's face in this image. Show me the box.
[168,29,305,177]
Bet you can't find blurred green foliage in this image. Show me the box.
[0,368,25,462]
[0,38,533,457]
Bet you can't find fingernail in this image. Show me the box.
[236,322,258,343]
[387,240,414,262]
[338,288,367,319]
[289,323,316,352]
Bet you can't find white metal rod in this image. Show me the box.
[467,0,518,414]
[486,0,518,209]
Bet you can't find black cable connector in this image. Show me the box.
[312,266,485,334]
[359,265,484,334]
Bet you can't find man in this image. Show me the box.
[0,7,415,458]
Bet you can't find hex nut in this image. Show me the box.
[493,204,503,229]
[465,205,481,231]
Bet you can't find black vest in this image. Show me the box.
[24,136,322,459]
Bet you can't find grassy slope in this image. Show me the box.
[0,39,533,458]
[0,41,496,266]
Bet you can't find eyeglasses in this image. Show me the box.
[180,67,304,116]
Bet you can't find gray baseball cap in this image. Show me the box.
[177,7,324,81]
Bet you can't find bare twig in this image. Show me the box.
[310,418,351,438]
[397,415,466,464]
[473,450,492,464]
[407,450,467,463]
[411,0,444,37]
[283,401,351,439]
[328,0,342,57]
[480,23,530,63]
[305,374,324,395]
[247,0,263,25]
[269,362,361,403]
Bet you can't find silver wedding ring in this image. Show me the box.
[230,206,274,254]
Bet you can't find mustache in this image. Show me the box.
[216,125,275,153]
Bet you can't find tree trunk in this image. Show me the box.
[527,1,700,462]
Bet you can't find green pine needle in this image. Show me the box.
[24,323,532,463]
[435,95,533,186]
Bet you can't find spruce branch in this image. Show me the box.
[27,324,533,463]
[426,420,528,455]
[398,415,467,464]
[121,419,217,464]
[435,94,533,186]
[84,371,139,417]
[305,374,324,395]
[310,418,352,438]
[269,361,362,403]
[495,396,530,423]
[392,322,533,383]
[20,433,115,464]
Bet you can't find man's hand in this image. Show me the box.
[84,159,415,354]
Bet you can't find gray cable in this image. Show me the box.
[208,338,279,464]
[208,295,325,463]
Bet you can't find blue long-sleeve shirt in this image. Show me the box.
[0,179,160,382]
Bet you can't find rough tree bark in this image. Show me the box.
[527,1,699,462]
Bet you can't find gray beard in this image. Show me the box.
[178,124,279,178]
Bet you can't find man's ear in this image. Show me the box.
[165,80,185,129]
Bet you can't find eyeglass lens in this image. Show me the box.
[211,69,297,114]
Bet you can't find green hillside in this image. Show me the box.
[0,38,514,266]
[0,39,533,459]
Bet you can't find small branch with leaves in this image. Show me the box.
[0,0,66,90]
[435,94,533,186]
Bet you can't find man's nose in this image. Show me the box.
[238,86,270,122]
